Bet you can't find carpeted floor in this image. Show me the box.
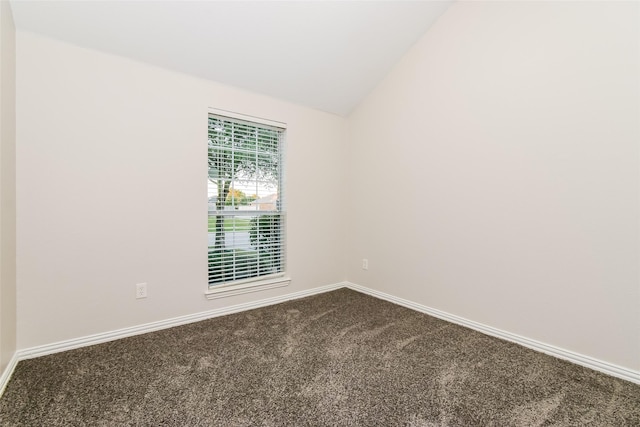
[1,288,639,426]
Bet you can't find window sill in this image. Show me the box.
[205,276,291,300]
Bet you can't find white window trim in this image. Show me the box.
[205,275,291,300]
[206,108,288,299]
[207,108,287,130]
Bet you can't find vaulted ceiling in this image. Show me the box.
[10,1,452,116]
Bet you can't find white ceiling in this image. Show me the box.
[10,0,453,116]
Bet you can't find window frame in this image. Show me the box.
[205,109,289,300]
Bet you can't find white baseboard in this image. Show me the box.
[7,279,638,398]
[17,281,347,361]
[0,352,19,397]
[344,282,640,385]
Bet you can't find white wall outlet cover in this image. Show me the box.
[135,283,147,299]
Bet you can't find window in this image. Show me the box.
[207,112,286,295]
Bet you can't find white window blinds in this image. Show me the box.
[207,113,285,287]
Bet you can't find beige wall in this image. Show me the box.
[16,31,347,349]
[0,0,17,373]
[12,1,640,375]
[347,1,639,370]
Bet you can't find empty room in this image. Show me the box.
[0,0,639,425]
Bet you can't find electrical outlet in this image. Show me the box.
[136,283,147,299]
[362,259,369,270]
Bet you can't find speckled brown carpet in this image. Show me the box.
[1,288,639,426]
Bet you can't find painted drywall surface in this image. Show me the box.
[347,1,640,370]
[10,1,454,116]
[0,0,17,372]
[16,31,347,349]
